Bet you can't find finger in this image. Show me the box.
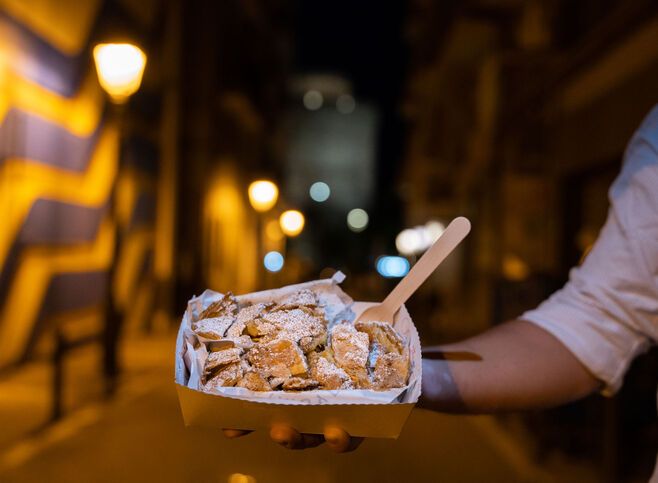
[270,425,324,450]
[270,425,302,449]
[222,429,252,439]
[324,426,363,453]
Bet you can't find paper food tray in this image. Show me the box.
[174,275,422,438]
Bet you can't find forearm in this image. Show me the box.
[418,319,601,413]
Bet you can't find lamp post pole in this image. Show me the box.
[93,42,146,396]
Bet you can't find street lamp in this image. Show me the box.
[93,43,147,104]
[93,41,146,396]
[279,210,305,237]
[248,180,279,212]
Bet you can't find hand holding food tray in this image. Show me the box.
[174,272,422,438]
[175,217,470,439]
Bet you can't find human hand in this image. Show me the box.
[222,424,363,452]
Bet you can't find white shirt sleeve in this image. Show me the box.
[522,105,658,395]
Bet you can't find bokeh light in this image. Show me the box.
[279,210,305,237]
[376,256,410,278]
[347,208,368,232]
[228,473,256,483]
[309,181,331,202]
[396,221,446,255]
[424,220,445,243]
[336,94,356,114]
[247,180,278,212]
[93,43,147,103]
[396,228,422,255]
[303,90,323,110]
[263,251,284,272]
[502,254,530,281]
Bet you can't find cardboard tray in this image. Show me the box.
[174,286,422,439]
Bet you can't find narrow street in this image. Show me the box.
[0,334,549,483]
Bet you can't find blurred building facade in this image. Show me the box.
[402,0,658,479]
[0,0,291,379]
[0,0,171,414]
[176,0,292,300]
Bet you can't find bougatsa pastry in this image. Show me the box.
[308,352,353,390]
[261,308,326,349]
[193,292,239,340]
[193,289,410,393]
[245,318,279,338]
[282,377,320,391]
[227,302,274,338]
[355,320,405,355]
[199,292,238,320]
[236,371,271,391]
[193,316,235,340]
[204,347,242,376]
[247,338,308,379]
[278,288,318,308]
[371,351,409,389]
[203,362,243,390]
[329,323,371,388]
[357,320,409,389]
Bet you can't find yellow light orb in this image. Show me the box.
[279,210,305,237]
[248,180,278,212]
[93,43,146,103]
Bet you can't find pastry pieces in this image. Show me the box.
[193,293,239,340]
[193,289,410,393]
[202,347,242,383]
[355,321,405,355]
[261,308,326,349]
[203,362,243,390]
[247,338,308,379]
[227,302,274,338]
[278,289,318,308]
[237,371,270,391]
[356,321,410,389]
[193,316,235,340]
[329,324,371,388]
[308,352,353,390]
[282,377,320,391]
[199,292,238,320]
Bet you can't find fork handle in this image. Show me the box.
[381,217,471,317]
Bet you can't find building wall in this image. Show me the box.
[0,0,158,368]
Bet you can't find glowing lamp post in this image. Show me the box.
[93,42,146,398]
[248,180,279,212]
[93,43,147,104]
[279,210,305,237]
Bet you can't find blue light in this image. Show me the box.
[309,182,331,202]
[264,251,284,272]
[376,256,410,278]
